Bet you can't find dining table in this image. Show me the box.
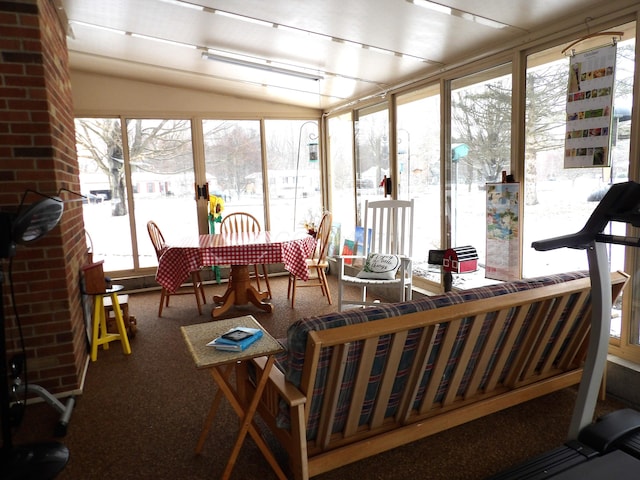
[156,231,316,318]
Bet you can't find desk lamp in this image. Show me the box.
[0,193,69,479]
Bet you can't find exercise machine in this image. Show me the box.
[489,180,640,479]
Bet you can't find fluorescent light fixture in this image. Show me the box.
[213,10,275,27]
[158,0,204,11]
[364,45,395,56]
[408,0,509,29]
[129,33,197,49]
[202,52,324,81]
[409,0,451,15]
[70,20,126,35]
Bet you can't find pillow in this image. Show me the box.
[356,253,401,280]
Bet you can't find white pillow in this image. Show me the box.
[356,253,401,280]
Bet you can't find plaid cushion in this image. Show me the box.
[276,271,589,438]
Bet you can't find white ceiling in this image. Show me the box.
[61,0,634,111]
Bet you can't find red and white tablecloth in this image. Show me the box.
[156,231,316,293]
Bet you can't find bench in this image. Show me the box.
[238,271,628,479]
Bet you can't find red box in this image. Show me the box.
[443,246,478,273]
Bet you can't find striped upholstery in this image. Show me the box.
[274,271,589,438]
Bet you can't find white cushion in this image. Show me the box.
[356,253,401,280]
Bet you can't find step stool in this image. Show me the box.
[82,261,132,362]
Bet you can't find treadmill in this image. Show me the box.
[488,180,640,480]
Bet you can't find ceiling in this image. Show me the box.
[61,0,632,111]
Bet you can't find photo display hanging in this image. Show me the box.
[564,43,617,168]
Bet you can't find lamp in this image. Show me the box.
[308,141,319,162]
[201,52,324,82]
[1,193,69,479]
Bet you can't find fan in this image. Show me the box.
[1,195,69,479]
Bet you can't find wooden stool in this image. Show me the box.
[82,261,132,362]
[90,287,131,361]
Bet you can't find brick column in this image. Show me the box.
[0,0,87,396]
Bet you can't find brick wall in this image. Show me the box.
[0,0,87,396]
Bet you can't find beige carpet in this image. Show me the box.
[11,274,628,479]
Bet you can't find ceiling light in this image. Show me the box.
[129,33,198,49]
[202,52,324,81]
[408,0,510,29]
[213,10,275,27]
[409,0,451,15]
[70,20,126,35]
[158,0,204,11]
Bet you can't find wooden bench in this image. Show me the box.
[238,271,629,480]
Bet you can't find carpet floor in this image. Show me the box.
[11,274,628,479]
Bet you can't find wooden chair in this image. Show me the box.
[147,220,206,316]
[220,212,272,298]
[287,211,333,308]
[337,199,414,310]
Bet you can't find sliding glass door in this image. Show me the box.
[75,117,198,272]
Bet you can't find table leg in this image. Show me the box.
[195,364,233,454]
[211,265,273,318]
[208,356,286,480]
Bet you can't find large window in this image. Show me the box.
[202,119,264,226]
[448,64,512,286]
[264,120,321,233]
[327,112,355,254]
[524,27,635,345]
[354,103,389,226]
[396,86,442,288]
[77,117,324,275]
[76,117,197,272]
[128,119,197,268]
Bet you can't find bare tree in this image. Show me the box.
[76,118,193,216]
[204,122,261,197]
[452,81,512,193]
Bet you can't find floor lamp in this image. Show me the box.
[1,195,69,479]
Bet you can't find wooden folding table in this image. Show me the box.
[181,315,286,480]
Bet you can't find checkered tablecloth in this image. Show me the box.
[156,231,316,293]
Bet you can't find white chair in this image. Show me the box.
[337,199,414,310]
[287,211,333,307]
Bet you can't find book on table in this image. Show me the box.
[207,326,263,352]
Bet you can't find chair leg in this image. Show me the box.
[159,288,168,317]
[290,275,297,307]
[191,272,203,315]
[261,264,272,298]
[194,271,207,305]
[319,268,332,305]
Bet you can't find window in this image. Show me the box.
[396,86,441,288]
[448,64,512,286]
[76,117,198,271]
[264,120,321,233]
[524,28,634,346]
[202,119,264,226]
[327,112,355,254]
[354,103,389,226]
[128,119,197,269]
